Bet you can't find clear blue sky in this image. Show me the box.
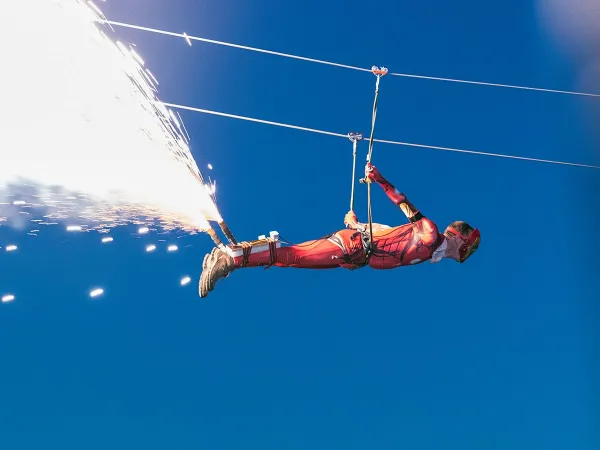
[1,1,599,448]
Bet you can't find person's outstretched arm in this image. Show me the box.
[365,163,424,223]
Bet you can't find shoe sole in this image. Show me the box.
[200,247,235,298]
[199,248,217,297]
[202,252,210,270]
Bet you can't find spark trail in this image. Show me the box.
[0,0,221,234]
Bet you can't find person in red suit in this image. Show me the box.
[199,163,481,298]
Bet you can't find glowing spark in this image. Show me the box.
[2,294,15,303]
[146,69,159,86]
[146,244,156,252]
[101,236,113,243]
[167,244,178,252]
[0,0,222,235]
[67,225,83,232]
[169,110,180,128]
[204,183,217,195]
[138,226,149,234]
[176,111,191,142]
[87,1,105,21]
[90,288,104,298]
[129,48,145,66]
[5,245,17,252]
[180,276,191,286]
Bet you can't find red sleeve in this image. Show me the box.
[376,178,423,223]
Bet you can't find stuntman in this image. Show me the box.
[199,163,481,298]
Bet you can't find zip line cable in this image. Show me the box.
[104,21,373,73]
[164,103,348,138]
[98,19,600,170]
[163,102,600,170]
[104,20,600,98]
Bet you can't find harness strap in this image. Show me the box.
[238,238,278,269]
[350,230,373,270]
[240,241,252,267]
[265,238,277,269]
[329,231,373,270]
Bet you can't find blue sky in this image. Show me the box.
[1,1,598,449]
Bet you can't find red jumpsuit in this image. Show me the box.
[232,175,445,270]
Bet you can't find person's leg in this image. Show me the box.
[235,236,348,269]
[199,229,367,297]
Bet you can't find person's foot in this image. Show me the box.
[199,247,235,298]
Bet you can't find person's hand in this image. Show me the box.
[344,210,358,228]
[365,163,384,183]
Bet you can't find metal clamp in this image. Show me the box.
[371,66,388,77]
[348,131,364,143]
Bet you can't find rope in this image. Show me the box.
[347,132,363,211]
[161,102,600,170]
[350,138,358,211]
[103,20,600,98]
[240,241,252,267]
[367,181,373,248]
[366,72,383,163]
[364,69,387,247]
